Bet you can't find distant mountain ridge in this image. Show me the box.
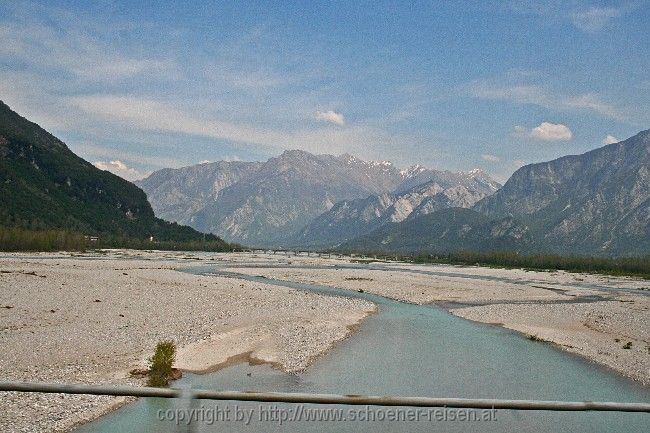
[8,96,646,257]
[474,129,650,255]
[343,130,650,256]
[293,170,499,248]
[136,160,263,226]
[341,207,531,253]
[0,101,227,245]
[138,150,501,247]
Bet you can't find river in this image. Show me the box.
[76,262,650,432]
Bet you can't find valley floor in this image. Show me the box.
[0,250,373,433]
[0,250,648,432]
[226,256,650,386]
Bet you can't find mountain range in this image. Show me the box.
[341,207,532,253]
[473,129,650,256]
[4,99,648,257]
[137,151,500,247]
[0,100,229,246]
[294,168,499,248]
[345,129,650,256]
[139,129,650,256]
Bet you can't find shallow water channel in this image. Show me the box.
[77,262,650,432]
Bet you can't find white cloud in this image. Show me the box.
[465,81,627,122]
[468,83,549,106]
[315,110,346,126]
[68,94,415,158]
[222,155,242,162]
[570,7,621,33]
[563,93,624,121]
[530,122,572,141]
[603,135,620,145]
[481,154,500,162]
[509,3,630,34]
[513,122,572,141]
[73,141,180,168]
[0,19,177,85]
[94,160,147,181]
[69,95,288,148]
[199,160,211,164]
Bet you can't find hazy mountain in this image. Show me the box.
[135,160,263,226]
[340,208,531,253]
[344,130,650,257]
[474,129,650,255]
[180,150,407,246]
[139,150,501,247]
[293,170,500,248]
[0,101,227,244]
[395,165,500,193]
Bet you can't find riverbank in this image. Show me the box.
[0,250,374,433]
[2,250,648,432]
[225,257,650,385]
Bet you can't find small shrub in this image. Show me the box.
[622,341,632,350]
[147,340,176,387]
[527,334,545,342]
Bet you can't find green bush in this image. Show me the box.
[147,340,176,387]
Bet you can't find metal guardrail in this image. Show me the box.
[2,381,650,412]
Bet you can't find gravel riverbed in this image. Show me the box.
[0,250,374,433]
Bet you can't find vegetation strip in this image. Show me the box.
[340,250,650,280]
[0,226,236,252]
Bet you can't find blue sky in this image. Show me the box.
[1,1,648,181]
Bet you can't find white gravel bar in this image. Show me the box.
[0,250,374,433]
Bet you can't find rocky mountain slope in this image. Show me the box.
[344,130,650,256]
[341,208,531,253]
[293,170,499,248]
[474,129,650,255]
[135,160,262,226]
[139,150,501,247]
[173,151,407,246]
[394,165,500,193]
[0,101,227,244]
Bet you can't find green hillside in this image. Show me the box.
[0,101,229,247]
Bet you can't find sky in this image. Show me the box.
[0,1,648,182]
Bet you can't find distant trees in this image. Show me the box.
[410,250,650,279]
[0,226,236,252]
[337,247,650,279]
[0,226,86,251]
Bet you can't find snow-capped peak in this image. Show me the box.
[401,164,428,177]
[369,160,393,168]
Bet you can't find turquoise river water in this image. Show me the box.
[76,263,650,432]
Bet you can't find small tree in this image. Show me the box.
[147,340,176,387]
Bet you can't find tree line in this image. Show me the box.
[0,226,237,252]
[410,251,650,279]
